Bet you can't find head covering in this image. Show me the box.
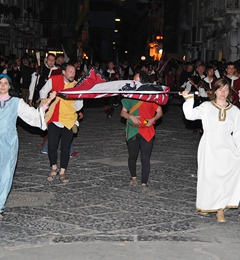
[0,74,12,88]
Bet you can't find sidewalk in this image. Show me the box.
[1,240,240,260]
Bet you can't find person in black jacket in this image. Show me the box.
[20,58,35,103]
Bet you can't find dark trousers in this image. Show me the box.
[48,123,73,169]
[104,97,114,114]
[127,134,154,184]
[21,88,29,103]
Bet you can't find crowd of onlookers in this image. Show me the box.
[2,51,240,109]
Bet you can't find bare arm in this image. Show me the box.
[145,106,163,127]
[120,106,141,124]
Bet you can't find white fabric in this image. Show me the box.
[198,87,208,98]
[183,95,240,212]
[39,78,53,99]
[28,72,40,100]
[17,99,47,130]
[228,75,238,86]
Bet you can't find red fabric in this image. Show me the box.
[138,102,159,141]
[50,75,65,91]
[165,74,174,87]
[232,78,240,109]
[50,68,62,76]
[48,101,61,123]
[75,69,107,90]
[47,75,65,123]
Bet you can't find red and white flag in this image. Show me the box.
[59,69,170,105]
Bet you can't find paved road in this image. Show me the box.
[0,97,239,259]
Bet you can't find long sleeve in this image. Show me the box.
[17,99,47,130]
[39,78,53,99]
[232,108,240,151]
[74,100,83,111]
[182,94,205,121]
[28,73,39,100]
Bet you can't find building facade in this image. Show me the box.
[0,0,43,56]
[181,0,240,62]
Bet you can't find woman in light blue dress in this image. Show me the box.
[0,74,56,218]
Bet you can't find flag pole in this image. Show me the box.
[59,91,198,96]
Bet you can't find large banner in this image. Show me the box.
[59,69,170,105]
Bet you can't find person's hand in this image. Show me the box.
[45,91,57,106]
[129,115,141,124]
[48,91,57,101]
[79,111,83,119]
[144,118,155,127]
[29,100,33,107]
[179,89,190,97]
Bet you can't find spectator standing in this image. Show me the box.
[103,61,119,118]
[20,58,34,103]
[0,58,6,74]
[179,63,194,88]
[224,62,238,86]
[28,53,59,107]
[119,60,133,80]
[7,61,21,96]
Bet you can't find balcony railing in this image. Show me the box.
[199,0,240,25]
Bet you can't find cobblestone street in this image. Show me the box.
[0,97,239,259]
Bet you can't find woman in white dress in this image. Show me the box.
[180,78,240,222]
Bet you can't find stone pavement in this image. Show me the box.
[0,97,240,260]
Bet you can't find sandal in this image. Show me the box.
[59,173,69,183]
[47,168,58,181]
[216,211,226,223]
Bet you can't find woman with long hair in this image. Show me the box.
[180,78,240,222]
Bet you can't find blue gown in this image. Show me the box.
[0,97,46,214]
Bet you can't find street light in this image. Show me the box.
[115,18,121,22]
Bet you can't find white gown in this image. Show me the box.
[183,95,240,212]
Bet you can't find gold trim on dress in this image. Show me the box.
[211,101,233,121]
[184,95,194,100]
[196,206,238,213]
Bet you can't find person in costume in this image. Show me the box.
[28,53,59,107]
[103,61,119,118]
[120,70,163,188]
[40,63,83,183]
[232,76,240,109]
[0,74,56,218]
[180,78,240,222]
[223,61,238,87]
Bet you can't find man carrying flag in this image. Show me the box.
[40,63,83,183]
[120,70,163,189]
